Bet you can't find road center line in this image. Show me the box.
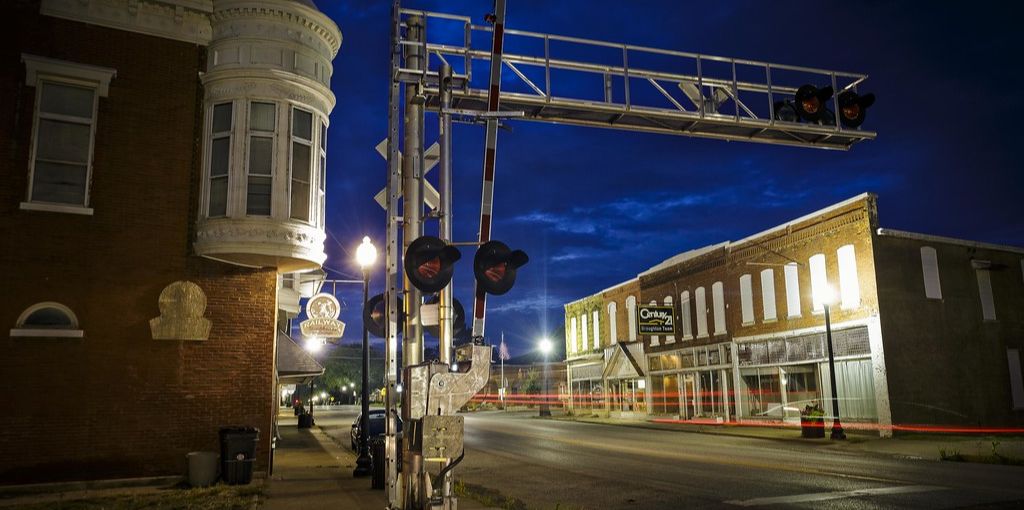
[724,485,946,506]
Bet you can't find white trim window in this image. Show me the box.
[680,291,693,339]
[739,274,754,326]
[784,262,801,318]
[581,314,589,352]
[921,246,942,299]
[761,268,777,321]
[809,253,828,313]
[569,316,577,354]
[21,54,116,215]
[837,244,861,309]
[664,296,675,343]
[626,295,638,341]
[976,267,996,321]
[10,302,83,338]
[290,107,315,222]
[712,281,726,335]
[592,310,600,350]
[207,102,233,217]
[246,101,276,216]
[318,121,328,227]
[695,286,708,338]
[608,302,618,344]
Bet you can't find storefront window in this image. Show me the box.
[740,367,783,418]
[651,374,680,415]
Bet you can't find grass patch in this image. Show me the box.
[2,484,262,510]
[453,479,527,510]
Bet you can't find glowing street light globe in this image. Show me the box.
[538,338,552,355]
[814,284,838,308]
[356,236,377,269]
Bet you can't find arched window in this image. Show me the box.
[11,302,83,338]
[607,301,618,344]
[679,291,692,339]
[664,295,675,343]
[712,282,726,335]
[626,295,637,341]
[695,287,708,338]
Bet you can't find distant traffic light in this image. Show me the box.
[363,293,404,338]
[837,90,875,128]
[404,236,461,293]
[794,84,833,123]
[473,240,528,295]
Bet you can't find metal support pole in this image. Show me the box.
[354,268,372,476]
[384,0,403,505]
[438,63,454,365]
[824,303,846,440]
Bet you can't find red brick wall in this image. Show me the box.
[0,3,277,484]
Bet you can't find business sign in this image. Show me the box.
[300,293,346,338]
[636,305,675,335]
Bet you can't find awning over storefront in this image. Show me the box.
[603,342,645,380]
[276,331,324,384]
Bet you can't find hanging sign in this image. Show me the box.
[636,305,675,335]
[300,293,346,338]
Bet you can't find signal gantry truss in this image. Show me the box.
[397,9,876,151]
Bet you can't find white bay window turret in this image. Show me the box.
[194,0,340,273]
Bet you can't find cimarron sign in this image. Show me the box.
[636,305,675,335]
[300,293,346,338]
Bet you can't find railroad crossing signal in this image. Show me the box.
[473,240,528,295]
[404,236,461,293]
[373,139,440,209]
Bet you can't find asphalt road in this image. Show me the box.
[314,407,1024,509]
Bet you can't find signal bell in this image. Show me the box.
[474,240,529,295]
[404,236,461,293]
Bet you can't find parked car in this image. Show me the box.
[350,409,402,450]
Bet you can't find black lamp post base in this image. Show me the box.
[830,421,847,440]
[353,451,372,477]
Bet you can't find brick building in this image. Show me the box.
[1,0,340,484]
[563,194,1024,436]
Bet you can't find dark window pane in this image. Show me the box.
[209,176,227,217]
[320,123,327,149]
[213,103,232,133]
[250,102,276,132]
[36,119,90,163]
[319,155,326,191]
[32,161,87,205]
[291,142,311,182]
[249,136,273,175]
[290,182,309,221]
[40,82,94,118]
[211,137,230,176]
[293,109,312,140]
[247,176,272,215]
[23,307,74,328]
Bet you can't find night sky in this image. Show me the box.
[306,1,1024,358]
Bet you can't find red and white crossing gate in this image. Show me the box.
[380,2,876,508]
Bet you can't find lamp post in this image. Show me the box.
[816,286,846,440]
[354,236,377,477]
[538,338,552,417]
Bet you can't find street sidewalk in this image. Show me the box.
[550,412,1024,462]
[262,418,500,510]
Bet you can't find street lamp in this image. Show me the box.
[538,338,553,417]
[354,236,377,477]
[815,285,846,440]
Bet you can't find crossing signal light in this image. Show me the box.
[363,293,404,338]
[794,84,833,122]
[404,236,461,293]
[423,295,467,339]
[474,240,528,295]
[837,90,875,128]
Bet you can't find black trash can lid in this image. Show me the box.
[220,426,259,437]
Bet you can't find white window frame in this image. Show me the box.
[837,244,861,310]
[592,310,600,350]
[626,295,638,341]
[246,100,277,217]
[921,246,942,299]
[663,295,675,343]
[784,262,801,318]
[20,54,116,216]
[761,268,777,322]
[712,282,726,335]
[695,287,708,338]
[739,274,754,326]
[10,301,83,338]
[569,316,577,354]
[809,253,828,313]
[205,101,233,218]
[318,121,328,227]
[289,107,315,223]
[976,267,996,321]
[680,291,692,340]
[581,314,589,352]
[608,302,618,344]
